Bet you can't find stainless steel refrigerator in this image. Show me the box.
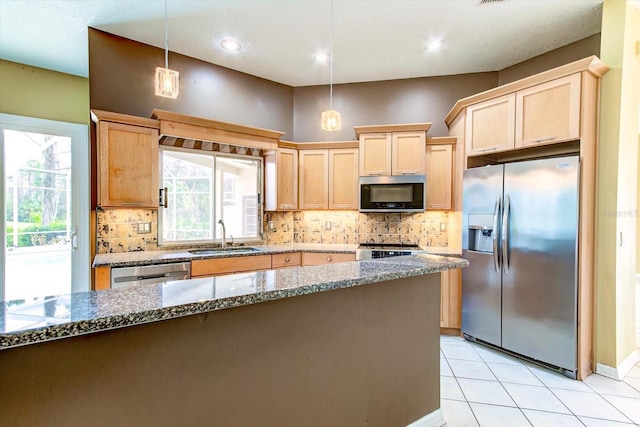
[462,155,579,377]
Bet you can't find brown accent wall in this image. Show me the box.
[293,73,498,141]
[88,29,294,136]
[0,275,441,427]
[498,33,601,86]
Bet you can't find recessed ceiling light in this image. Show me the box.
[220,38,241,52]
[426,40,444,50]
[315,52,329,62]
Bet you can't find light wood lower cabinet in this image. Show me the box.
[191,255,272,277]
[271,252,302,269]
[440,268,462,330]
[301,252,356,266]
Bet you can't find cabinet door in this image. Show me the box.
[440,268,462,329]
[515,73,581,149]
[425,144,453,210]
[98,121,159,207]
[392,132,426,175]
[301,252,356,266]
[299,150,328,209]
[277,148,299,209]
[329,148,359,209]
[359,133,391,176]
[465,93,515,156]
[271,252,302,269]
[191,255,272,277]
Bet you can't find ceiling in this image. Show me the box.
[0,0,603,87]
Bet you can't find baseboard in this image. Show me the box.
[440,327,461,336]
[596,349,640,380]
[406,408,446,427]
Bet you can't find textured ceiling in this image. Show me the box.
[0,0,603,87]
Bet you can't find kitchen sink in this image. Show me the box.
[188,247,263,255]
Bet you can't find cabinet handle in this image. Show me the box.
[532,136,556,143]
[366,173,383,176]
[430,204,446,209]
[121,202,142,206]
[327,257,332,262]
[400,171,418,175]
[285,257,290,262]
[159,187,168,208]
[479,147,497,153]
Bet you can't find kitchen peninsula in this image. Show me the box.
[0,253,467,427]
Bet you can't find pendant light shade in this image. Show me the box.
[155,0,179,99]
[321,109,341,131]
[321,0,340,131]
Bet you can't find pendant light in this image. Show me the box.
[321,0,341,131]
[155,0,179,99]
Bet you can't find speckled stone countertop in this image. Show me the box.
[1,254,467,350]
[92,243,461,268]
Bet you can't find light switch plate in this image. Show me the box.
[137,222,151,234]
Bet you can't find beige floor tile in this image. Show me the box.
[503,383,570,414]
[522,409,584,427]
[551,389,631,423]
[457,378,516,406]
[441,398,479,427]
[469,403,531,427]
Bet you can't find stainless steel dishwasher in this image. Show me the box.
[110,262,191,289]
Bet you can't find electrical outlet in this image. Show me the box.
[325,221,332,231]
[268,221,275,231]
[137,222,151,234]
[439,222,447,232]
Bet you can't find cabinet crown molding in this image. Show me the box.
[91,109,159,129]
[354,123,432,139]
[444,55,609,127]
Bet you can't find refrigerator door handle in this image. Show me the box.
[492,195,502,273]
[502,194,511,274]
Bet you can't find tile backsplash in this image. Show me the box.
[96,208,158,254]
[96,208,448,254]
[263,211,449,246]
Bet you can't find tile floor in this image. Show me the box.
[439,335,640,426]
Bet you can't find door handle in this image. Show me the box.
[492,195,501,274]
[71,226,78,251]
[501,195,511,274]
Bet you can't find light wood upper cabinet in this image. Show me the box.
[425,143,453,210]
[392,132,426,175]
[299,148,359,210]
[329,148,359,209]
[299,149,329,209]
[465,93,516,156]
[93,112,160,208]
[357,125,430,176]
[359,133,391,176]
[515,74,581,149]
[264,147,298,210]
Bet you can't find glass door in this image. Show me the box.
[0,114,89,302]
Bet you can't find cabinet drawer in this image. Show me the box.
[272,252,302,269]
[301,252,356,266]
[191,255,272,277]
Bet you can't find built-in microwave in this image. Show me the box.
[359,175,426,212]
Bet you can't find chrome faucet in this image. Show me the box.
[218,219,227,249]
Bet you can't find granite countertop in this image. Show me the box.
[1,254,468,350]
[92,243,461,268]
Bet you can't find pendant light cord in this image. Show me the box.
[329,0,334,110]
[164,0,169,69]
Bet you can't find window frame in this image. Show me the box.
[158,145,263,247]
